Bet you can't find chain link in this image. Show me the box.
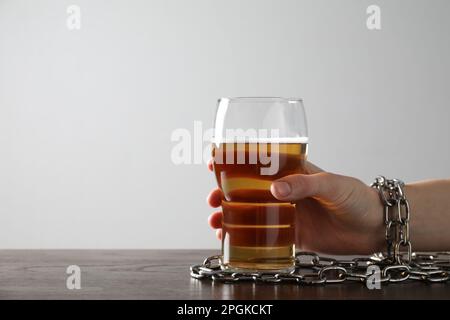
[191,176,450,285]
[371,175,412,264]
[190,251,450,285]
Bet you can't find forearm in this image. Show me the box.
[405,179,450,251]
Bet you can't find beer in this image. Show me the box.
[212,141,308,271]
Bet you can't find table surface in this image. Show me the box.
[0,250,448,300]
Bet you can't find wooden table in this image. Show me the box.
[0,250,448,299]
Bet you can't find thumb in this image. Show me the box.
[270,172,358,203]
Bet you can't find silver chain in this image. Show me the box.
[371,176,412,264]
[190,252,450,284]
[191,176,450,285]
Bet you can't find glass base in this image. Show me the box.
[220,262,295,274]
[221,244,296,273]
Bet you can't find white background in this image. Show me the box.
[0,0,449,248]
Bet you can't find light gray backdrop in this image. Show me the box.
[0,0,449,248]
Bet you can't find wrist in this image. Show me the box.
[366,186,386,253]
[370,176,413,263]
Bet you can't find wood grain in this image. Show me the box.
[0,250,448,299]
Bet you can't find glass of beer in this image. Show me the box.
[212,97,308,273]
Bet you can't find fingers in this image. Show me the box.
[208,210,222,241]
[208,211,222,229]
[206,160,223,207]
[208,159,213,172]
[207,162,222,240]
[271,172,358,203]
[207,188,223,207]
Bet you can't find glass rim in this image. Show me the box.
[218,97,303,104]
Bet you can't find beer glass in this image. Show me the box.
[212,97,308,272]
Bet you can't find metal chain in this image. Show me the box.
[190,252,450,285]
[371,176,411,264]
[191,176,450,285]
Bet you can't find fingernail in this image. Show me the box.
[272,182,291,197]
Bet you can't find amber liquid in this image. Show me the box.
[212,142,308,272]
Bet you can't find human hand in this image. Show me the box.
[207,161,385,255]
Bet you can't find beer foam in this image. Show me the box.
[212,137,309,144]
